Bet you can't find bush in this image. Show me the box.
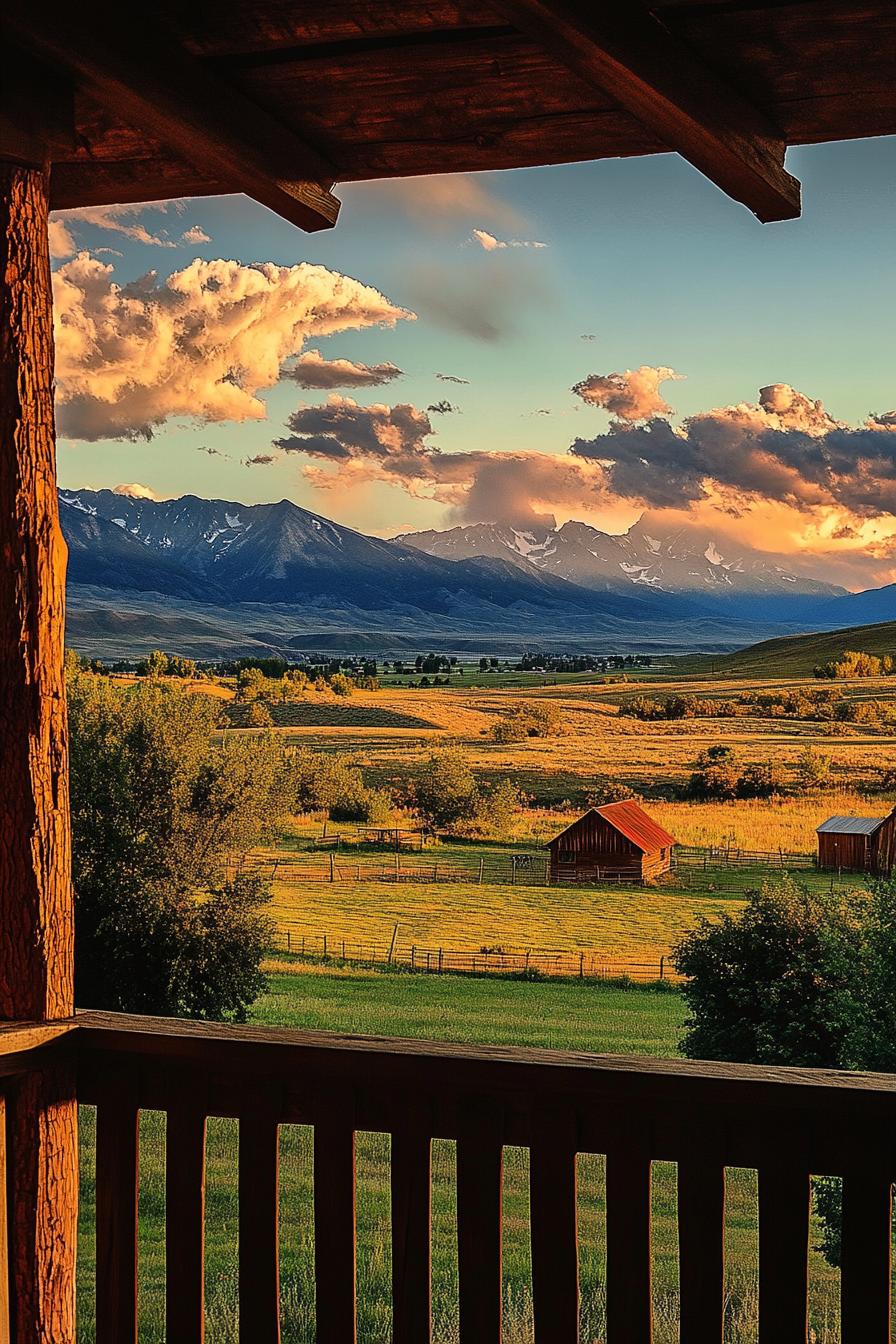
[290,749,389,822]
[586,781,644,807]
[413,748,480,829]
[489,701,564,742]
[245,701,274,728]
[68,671,286,1019]
[687,746,786,800]
[472,780,522,835]
[794,745,832,792]
[686,745,741,800]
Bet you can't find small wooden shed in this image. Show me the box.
[547,801,677,883]
[817,810,896,875]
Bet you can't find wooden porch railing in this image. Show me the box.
[0,1011,894,1341]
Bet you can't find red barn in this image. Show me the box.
[817,809,896,874]
[546,802,677,883]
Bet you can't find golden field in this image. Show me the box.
[229,669,896,963]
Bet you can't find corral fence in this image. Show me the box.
[240,841,828,894]
[268,924,678,983]
[672,843,816,871]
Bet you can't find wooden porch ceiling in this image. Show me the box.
[4,0,896,227]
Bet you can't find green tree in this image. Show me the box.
[413,748,480,828]
[68,671,287,1019]
[672,877,896,1266]
[673,878,859,1067]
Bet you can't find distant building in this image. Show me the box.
[546,801,677,883]
[816,810,896,874]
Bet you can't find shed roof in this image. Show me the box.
[5,1,896,229]
[549,802,677,854]
[816,816,885,837]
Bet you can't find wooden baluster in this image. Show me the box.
[166,1105,207,1342]
[677,1155,725,1344]
[391,1123,432,1344]
[757,1153,809,1342]
[606,1139,652,1344]
[239,1106,281,1343]
[841,1166,892,1344]
[530,1111,579,1343]
[314,1110,356,1344]
[95,1091,139,1344]
[457,1108,503,1343]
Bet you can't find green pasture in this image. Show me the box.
[76,968,842,1342]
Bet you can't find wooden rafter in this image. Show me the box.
[4,1,341,232]
[497,0,802,221]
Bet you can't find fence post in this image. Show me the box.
[660,955,665,981]
[410,945,416,969]
[329,852,335,882]
[579,952,584,979]
[323,934,328,958]
[434,863,439,882]
[287,930,291,953]
[341,939,345,960]
[438,947,443,974]
[387,923,399,964]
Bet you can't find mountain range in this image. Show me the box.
[59,489,896,658]
[396,516,846,621]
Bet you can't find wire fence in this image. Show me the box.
[267,925,678,983]
[240,841,845,899]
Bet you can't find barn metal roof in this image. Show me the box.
[549,802,677,853]
[816,816,885,837]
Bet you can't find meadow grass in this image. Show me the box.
[76,970,843,1342]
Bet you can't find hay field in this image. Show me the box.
[260,677,896,806]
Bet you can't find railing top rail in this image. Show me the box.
[72,1009,896,1111]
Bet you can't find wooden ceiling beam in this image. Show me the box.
[4,2,341,231]
[497,0,801,221]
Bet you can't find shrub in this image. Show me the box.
[413,748,480,829]
[686,745,741,800]
[472,779,522,835]
[329,673,354,697]
[245,701,274,728]
[586,780,644,807]
[290,749,388,822]
[794,746,832,792]
[489,701,564,742]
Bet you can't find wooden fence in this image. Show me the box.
[72,1009,896,1343]
[270,926,677,983]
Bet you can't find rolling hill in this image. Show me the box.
[675,620,896,678]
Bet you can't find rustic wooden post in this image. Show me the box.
[0,157,77,1343]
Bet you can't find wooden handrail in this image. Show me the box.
[2,1011,895,1341]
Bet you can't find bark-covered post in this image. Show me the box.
[0,158,77,1344]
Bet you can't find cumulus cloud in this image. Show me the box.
[181,225,211,244]
[572,366,684,421]
[471,228,547,251]
[286,348,404,389]
[53,254,413,441]
[273,394,606,527]
[49,218,77,259]
[113,482,161,499]
[436,372,469,384]
[570,382,896,517]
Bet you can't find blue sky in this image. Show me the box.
[52,136,895,583]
